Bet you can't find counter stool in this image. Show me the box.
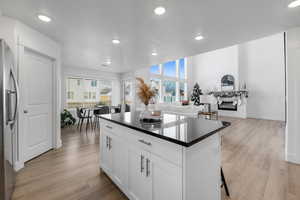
[221,167,230,197]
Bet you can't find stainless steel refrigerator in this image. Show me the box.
[0,39,19,200]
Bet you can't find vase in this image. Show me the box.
[140,104,151,119]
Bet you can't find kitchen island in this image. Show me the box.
[99,111,230,200]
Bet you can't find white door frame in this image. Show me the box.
[15,43,61,170]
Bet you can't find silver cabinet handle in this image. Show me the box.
[109,137,112,150]
[106,125,113,129]
[146,158,150,177]
[106,136,109,148]
[140,155,145,173]
[138,139,152,146]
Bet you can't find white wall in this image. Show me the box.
[188,45,247,118]
[286,27,300,164]
[187,33,285,121]
[188,45,239,93]
[0,17,17,57]
[239,33,285,121]
[61,67,121,108]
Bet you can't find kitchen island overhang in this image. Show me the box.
[99,111,230,200]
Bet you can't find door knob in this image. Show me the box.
[24,110,28,114]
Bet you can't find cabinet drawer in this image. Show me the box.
[100,119,183,166]
[123,127,183,167]
[101,120,120,134]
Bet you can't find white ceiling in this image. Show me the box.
[0,0,300,73]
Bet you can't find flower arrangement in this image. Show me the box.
[136,77,156,106]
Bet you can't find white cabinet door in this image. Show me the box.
[128,147,152,200]
[100,131,113,174]
[111,135,128,190]
[150,154,182,200]
[100,123,182,200]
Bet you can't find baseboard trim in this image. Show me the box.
[14,161,24,171]
[286,153,300,164]
[55,138,62,149]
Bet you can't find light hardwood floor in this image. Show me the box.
[12,118,300,200]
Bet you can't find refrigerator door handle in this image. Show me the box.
[7,69,20,128]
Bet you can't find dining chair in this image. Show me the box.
[93,106,110,130]
[125,104,130,112]
[76,107,93,132]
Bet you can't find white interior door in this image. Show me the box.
[20,49,53,162]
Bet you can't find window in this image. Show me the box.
[99,80,112,106]
[150,58,187,103]
[123,80,133,105]
[84,92,88,99]
[91,80,97,87]
[163,61,176,77]
[150,78,161,103]
[163,80,176,103]
[150,65,160,75]
[179,58,186,79]
[67,91,74,100]
[179,82,187,101]
[66,77,113,108]
[92,92,96,99]
[66,78,83,103]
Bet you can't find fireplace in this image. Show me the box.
[218,101,237,111]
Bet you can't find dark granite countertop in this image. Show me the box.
[99,111,230,147]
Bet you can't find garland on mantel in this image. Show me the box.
[208,90,249,98]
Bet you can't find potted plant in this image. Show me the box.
[136,77,160,121]
[136,77,156,108]
[61,109,76,128]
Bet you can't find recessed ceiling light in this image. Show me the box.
[112,39,120,44]
[154,6,166,15]
[195,35,204,41]
[288,0,300,8]
[102,59,111,67]
[37,14,52,22]
[152,52,158,56]
[106,60,112,65]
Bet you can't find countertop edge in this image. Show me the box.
[99,116,231,147]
